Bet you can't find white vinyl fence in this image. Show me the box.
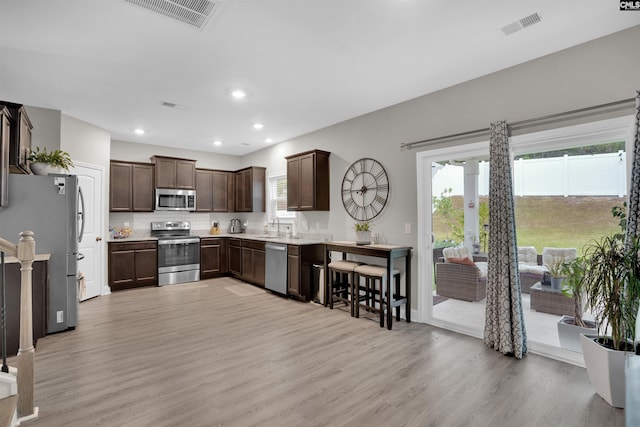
[433,151,627,198]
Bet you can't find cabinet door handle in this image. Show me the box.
[96,236,103,242]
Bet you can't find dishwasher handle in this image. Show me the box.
[266,243,287,251]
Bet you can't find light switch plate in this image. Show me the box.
[405,223,411,234]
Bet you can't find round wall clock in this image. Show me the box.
[341,157,390,221]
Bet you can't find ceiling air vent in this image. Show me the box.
[501,12,542,36]
[125,0,220,30]
[519,13,542,29]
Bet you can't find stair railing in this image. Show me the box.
[0,231,36,420]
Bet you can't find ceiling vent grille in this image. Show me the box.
[519,13,542,29]
[125,0,220,30]
[501,12,542,36]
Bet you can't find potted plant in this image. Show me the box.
[27,146,74,175]
[354,221,371,245]
[547,256,566,291]
[556,256,597,353]
[580,226,640,408]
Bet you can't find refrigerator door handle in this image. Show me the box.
[78,186,86,243]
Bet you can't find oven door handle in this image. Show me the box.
[158,238,200,245]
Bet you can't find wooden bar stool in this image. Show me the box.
[327,260,362,316]
[353,264,402,329]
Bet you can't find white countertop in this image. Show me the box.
[108,231,325,245]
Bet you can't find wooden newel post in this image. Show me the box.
[16,230,35,419]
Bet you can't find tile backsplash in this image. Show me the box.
[110,211,236,234]
[109,211,335,240]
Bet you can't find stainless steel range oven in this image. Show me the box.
[151,221,200,286]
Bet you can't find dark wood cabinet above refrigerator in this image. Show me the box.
[0,101,33,175]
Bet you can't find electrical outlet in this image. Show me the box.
[405,223,411,234]
[56,311,64,323]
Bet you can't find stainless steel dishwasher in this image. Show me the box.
[265,242,288,295]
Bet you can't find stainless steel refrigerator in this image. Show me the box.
[0,174,85,333]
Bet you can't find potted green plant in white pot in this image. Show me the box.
[354,221,371,245]
[580,229,640,408]
[556,256,597,353]
[27,146,74,175]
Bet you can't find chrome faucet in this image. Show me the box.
[272,217,281,237]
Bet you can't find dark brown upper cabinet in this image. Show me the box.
[151,155,196,189]
[285,149,330,211]
[195,168,234,212]
[234,166,266,212]
[0,101,32,175]
[110,161,154,212]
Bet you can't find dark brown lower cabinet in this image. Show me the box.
[108,241,158,291]
[228,238,242,277]
[200,238,227,279]
[288,244,324,301]
[1,259,48,357]
[241,240,265,287]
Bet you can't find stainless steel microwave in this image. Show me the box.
[155,188,196,211]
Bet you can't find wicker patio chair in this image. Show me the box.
[435,246,487,302]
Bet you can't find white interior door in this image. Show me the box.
[71,162,105,301]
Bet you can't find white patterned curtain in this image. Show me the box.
[484,120,527,358]
[627,91,640,243]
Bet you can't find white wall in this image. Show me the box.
[61,114,110,167]
[24,106,61,153]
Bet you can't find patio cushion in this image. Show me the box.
[443,246,473,262]
[475,261,488,278]
[518,246,538,265]
[447,257,475,267]
[542,247,578,269]
[519,263,548,275]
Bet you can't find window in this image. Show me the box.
[268,172,295,222]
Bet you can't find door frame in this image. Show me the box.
[415,115,635,362]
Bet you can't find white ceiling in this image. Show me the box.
[1,1,639,156]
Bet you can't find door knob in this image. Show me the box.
[96,236,103,242]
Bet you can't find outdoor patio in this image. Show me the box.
[432,291,596,363]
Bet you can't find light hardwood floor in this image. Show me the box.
[10,277,623,427]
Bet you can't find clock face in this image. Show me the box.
[341,158,390,221]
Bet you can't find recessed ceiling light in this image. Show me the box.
[213,140,222,146]
[231,90,246,99]
[253,123,264,130]
[134,128,145,135]
[265,138,273,143]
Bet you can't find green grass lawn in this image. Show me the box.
[433,195,623,255]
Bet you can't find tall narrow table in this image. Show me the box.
[324,241,412,329]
